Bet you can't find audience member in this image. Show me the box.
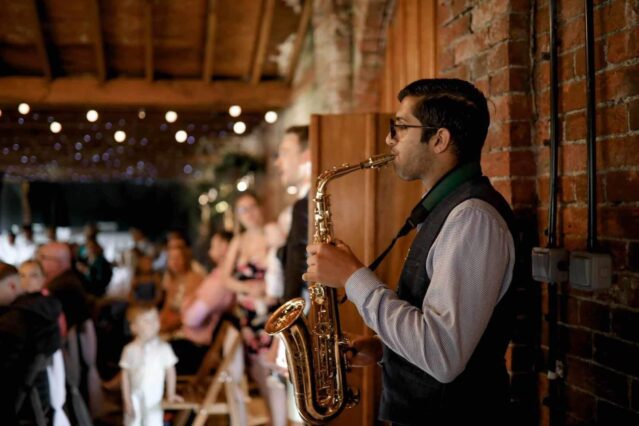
[19,259,47,293]
[159,244,203,334]
[120,304,182,426]
[170,230,235,374]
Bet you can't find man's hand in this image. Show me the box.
[346,336,383,367]
[303,241,364,288]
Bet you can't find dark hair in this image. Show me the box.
[398,78,490,163]
[0,262,18,282]
[213,230,234,242]
[285,125,309,151]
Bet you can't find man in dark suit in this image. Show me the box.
[275,125,311,302]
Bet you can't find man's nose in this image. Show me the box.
[385,132,395,147]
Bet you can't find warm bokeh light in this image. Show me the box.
[237,181,248,192]
[18,103,30,115]
[175,130,187,143]
[114,130,126,143]
[165,111,178,123]
[86,110,99,122]
[215,201,229,213]
[265,111,278,123]
[233,121,246,135]
[50,121,62,134]
[198,194,209,205]
[229,105,242,117]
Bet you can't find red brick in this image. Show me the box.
[580,300,610,332]
[574,41,606,77]
[606,171,639,203]
[535,60,550,90]
[561,206,588,235]
[511,178,537,206]
[535,88,550,119]
[560,143,587,173]
[597,104,628,136]
[607,27,639,64]
[565,112,586,141]
[438,48,455,71]
[482,151,511,176]
[440,14,471,47]
[630,99,639,131]
[558,51,575,82]
[491,178,512,201]
[565,356,629,404]
[535,3,549,36]
[594,0,628,38]
[597,135,639,169]
[470,53,489,79]
[492,93,532,122]
[474,77,489,98]
[451,0,472,17]
[559,17,585,52]
[437,1,454,25]
[596,64,639,102]
[485,121,532,149]
[558,0,585,22]
[600,207,639,239]
[564,385,596,422]
[453,35,487,64]
[560,80,586,113]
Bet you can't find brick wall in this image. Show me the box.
[438,0,639,424]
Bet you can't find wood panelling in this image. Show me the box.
[378,0,437,112]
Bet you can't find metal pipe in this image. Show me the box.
[546,2,561,425]
[585,0,597,251]
[548,0,560,249]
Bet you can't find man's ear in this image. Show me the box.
[301,147,311,162]
[432,128,453,154]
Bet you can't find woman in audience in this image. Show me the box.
[220,192,276,417]
[159,244,203,334]
[169,230,236,374]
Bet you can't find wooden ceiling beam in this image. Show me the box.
[250,0,275,85]
[29,0,52,79]
[0,77,291,109]
[144,0,154,82]
[88,0,107,81]
[202,0,218,83]
[286,0,313,85]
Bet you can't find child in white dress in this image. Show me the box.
[120,305,182,426]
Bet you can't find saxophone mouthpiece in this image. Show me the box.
[360,153,396,169]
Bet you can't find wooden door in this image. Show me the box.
[309,113,423,425]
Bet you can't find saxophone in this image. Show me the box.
[265,153,396,424]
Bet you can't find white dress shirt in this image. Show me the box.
[346,198,515,383]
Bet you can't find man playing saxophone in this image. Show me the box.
[303,78,521,425]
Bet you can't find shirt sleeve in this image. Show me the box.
[118,344,133,370]
[161,342,179,368]
[345,201,514,383]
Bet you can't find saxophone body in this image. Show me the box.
[265,153,395,424]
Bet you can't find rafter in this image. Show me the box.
[202,0,218,83]
[144,0,154,82]
[250,0,275,85]
[88,0,107,81]
[0,77,291,109]
[286,0,313,84]
[29,0,52,79]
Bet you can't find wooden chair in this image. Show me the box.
[163,321,269,426]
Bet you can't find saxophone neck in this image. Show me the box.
[316,153,395,196]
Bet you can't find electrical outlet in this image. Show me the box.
[532,247,568,282]
[569,251,612,290]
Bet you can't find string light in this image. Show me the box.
[138,109,146,119]
[50,121,62,133]
[175,130,187,143]
[265,111,278,123]
[237,181,248,192]
[86,110,99,122]
[165,111,178,123]
[198,194,209,205]
[114,130,126,143]
[18,103,30,115]
[233,121,246,135]
[215,201,229,213]
[229,105,242,117]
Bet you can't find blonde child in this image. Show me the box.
[120,305,182,426]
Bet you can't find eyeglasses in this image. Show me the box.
[389,118,439,139]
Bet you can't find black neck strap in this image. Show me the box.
[368,162,482,271]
